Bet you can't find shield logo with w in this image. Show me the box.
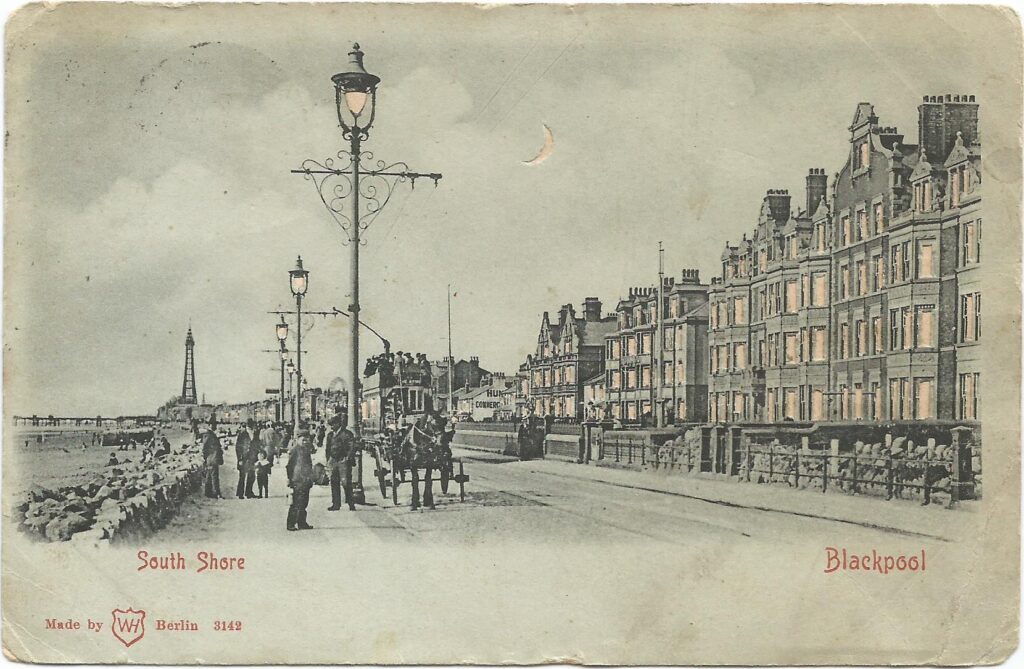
[111,608,146,647]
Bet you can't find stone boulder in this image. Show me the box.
[44,512,91,542]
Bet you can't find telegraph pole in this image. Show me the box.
[447,284,455,413]
[655,241,665,428]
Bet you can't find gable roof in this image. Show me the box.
[944,131,974,168]
[851,102,874,128]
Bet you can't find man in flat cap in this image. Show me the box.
[286,429,315,530]
[325,412,357,511]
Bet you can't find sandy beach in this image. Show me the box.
[5,425,196,502]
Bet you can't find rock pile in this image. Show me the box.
[15,444,205,543]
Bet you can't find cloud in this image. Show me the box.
[6,5,1011,417]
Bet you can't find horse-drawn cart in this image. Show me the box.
[360,359,468,508]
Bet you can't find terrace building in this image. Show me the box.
[604,270,710,425]
[527,299,618,419]
[708,94,982,424]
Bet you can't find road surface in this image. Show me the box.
[153,445,953,547]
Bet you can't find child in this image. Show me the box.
[255,450,271,499]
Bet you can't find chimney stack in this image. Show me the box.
[766,189,791,223]
[919,93,979,166]
[877,126,904,150]
[678,268,701,284]
[805,169,828,215]
[583,297,602,322]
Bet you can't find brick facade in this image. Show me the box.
[709,94,982,424]
[604,270,709,425]
[527,299,618,419]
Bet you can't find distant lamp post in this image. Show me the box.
[286,360,296,423]
[289,256,309,433]
[276,317,289,423]
[292,43,442,506]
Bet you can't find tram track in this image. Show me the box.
[463,467,754,545]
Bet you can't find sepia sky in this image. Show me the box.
[4,3,1019,416]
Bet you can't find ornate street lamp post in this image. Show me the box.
[289,256,309,434]
[276,317,289,422]
[292,44,442,504]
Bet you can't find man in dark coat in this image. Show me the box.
[325,413,357,511]
[203,422,225,498]
[263,422,281,466]
[234,423,253,499]
[315,421,327,453]
[286,430,315,530]
[245,421,261,498]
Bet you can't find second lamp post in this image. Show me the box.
[288,256,309,434]
[276,316,289,422]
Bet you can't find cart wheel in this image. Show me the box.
[376,466,387,499]
[440,458,451,494]
[390,458,400,506]
[372,449,387,499]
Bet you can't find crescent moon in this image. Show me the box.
[522,124,554,166]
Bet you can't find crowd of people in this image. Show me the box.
[362,351,433,387]
[194,414,362,531]
[197,419,290,501]
[191,404,462,531]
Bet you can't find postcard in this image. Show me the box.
[2,2,1020,664]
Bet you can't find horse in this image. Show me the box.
[396,413,449,510]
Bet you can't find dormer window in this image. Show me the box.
[913,180,933,212]
[949,164,973,208]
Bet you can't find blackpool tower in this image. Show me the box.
[181,327,198,405]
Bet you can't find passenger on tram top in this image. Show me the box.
[363,356,379,378]
[418,354,432,386]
